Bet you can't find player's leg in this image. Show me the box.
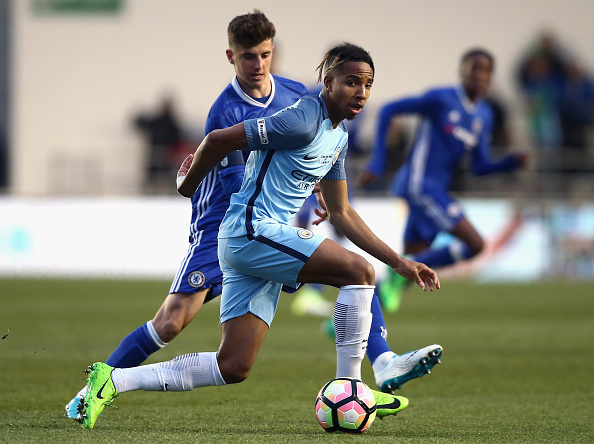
[80,256,276,429]
[67,234,222,420]
[152,290,208,342]
[297,238,375,380]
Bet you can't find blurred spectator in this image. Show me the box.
[132,95,186,194]
[559,61,594,149]
[516,30,569,150]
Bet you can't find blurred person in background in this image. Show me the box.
[559,61,594,150]
[133,94,186,194]
[360,48,529,313]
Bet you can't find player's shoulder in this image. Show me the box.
[426,85,457,99]
[272,75,309,95]
[209,82,238,111]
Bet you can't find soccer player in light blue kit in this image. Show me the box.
[64,10,310,420]
[67,12,442,422]
[361,49,529,312]
[78,42,441,429]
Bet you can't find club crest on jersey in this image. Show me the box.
[448,110,461,123]
[188,271,205,288]
[332,146,342,165]
[257,118,269,144]
[297,229,314,239]
[447,202,462,218]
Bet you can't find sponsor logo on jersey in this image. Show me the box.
[444,124,478,149]
[297,229,314,239]
[291,170,324,190]
[257,118,269,144]
[188,271,205,288]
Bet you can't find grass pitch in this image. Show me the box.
[0,278,593,443]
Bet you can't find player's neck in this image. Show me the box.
[236,75,272,99]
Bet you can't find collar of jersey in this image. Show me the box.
[455,84,481,115]
[317,90,330,121]
[231,74,276,108]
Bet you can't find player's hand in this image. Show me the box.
[311,207,328,226]
[359,171,378,187]
[176,154,194,187]
[513,152,530,169]
[393,258,440,291]
[311,184,329,226]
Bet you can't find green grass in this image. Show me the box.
[0,278,593,443]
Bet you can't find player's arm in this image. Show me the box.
[319,179,439,291]
[470,117,530,175]
[363,92,440,183]
[177,122,248,197]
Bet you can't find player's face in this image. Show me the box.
[460,54,493,101]
[325,61,374,126]
[226,39,274,98]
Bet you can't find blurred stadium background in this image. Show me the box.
[0,0,593,282]
[0,0,594,280]
[1,2,593,441]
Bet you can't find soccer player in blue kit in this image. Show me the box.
[77,42,440,429]
[361,49,530,312]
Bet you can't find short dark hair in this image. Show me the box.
[460,48,495,70]
[316,42,375,83]
[227,9,276,48]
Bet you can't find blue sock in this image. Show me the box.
[105,321,165,368]
[366,288,391,364]
[411,240,474,268]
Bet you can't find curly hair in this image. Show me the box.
[316,42,374,83]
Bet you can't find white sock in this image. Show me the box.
[334,285,374,379]
[372,351,397,374]
[111,352,226,393]
[146,320,168,347]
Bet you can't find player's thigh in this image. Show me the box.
[406,188,464,242]
[297,238,374,287]
[169,230,223,300]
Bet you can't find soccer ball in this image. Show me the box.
[314,377,377,433]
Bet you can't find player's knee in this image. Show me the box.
[153,316,184,343]
[347,256,375,286]
[217,357,252,384]
[468,238,484,256]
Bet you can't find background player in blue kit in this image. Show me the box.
[78,42,440,429]
[360,49,530,312]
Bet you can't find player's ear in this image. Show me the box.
[226,49,234,65]
[323,75,333,92]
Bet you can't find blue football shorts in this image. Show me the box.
[169,228,223,303]
[403,185,465,245]
[217,222,325,326]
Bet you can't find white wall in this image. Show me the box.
[11,0,594,195]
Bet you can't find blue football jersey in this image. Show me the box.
[366,85,518,196]
[188,75,308,241]
[219,93,348,239]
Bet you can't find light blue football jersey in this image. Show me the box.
[188,74,308,240]
[219,92,349,239]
